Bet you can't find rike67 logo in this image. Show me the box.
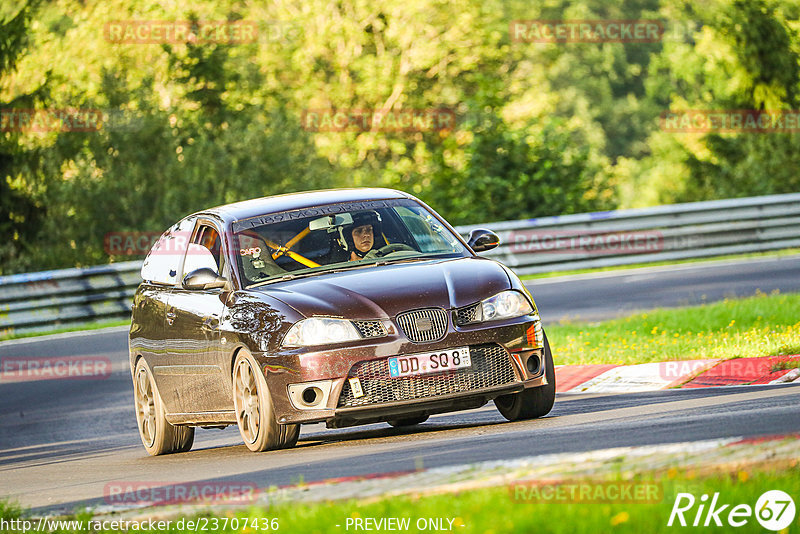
[668,490,796,531]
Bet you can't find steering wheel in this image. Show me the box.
[375,243,416,257]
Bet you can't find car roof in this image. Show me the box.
[194,188,413,227]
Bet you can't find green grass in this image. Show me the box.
[771,358,800,373]
[0,500,22,522]
[0,319,129,342]
[2,466,798,533]
[238,468,800,534]
[546,291,800,365]
[521,248,800,280]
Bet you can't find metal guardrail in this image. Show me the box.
[2,193,799,336]
[454,192,800,275]
[0,262,143,337]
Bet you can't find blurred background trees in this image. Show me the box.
[1,0,799,273]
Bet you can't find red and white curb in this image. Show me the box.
[556,355,800,394]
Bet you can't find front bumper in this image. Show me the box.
[257,315,546,426]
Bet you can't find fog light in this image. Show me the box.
[288,380,332,410]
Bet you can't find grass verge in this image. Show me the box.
[1,466,798,533]
[546,291,800,365]
[0,320,129,342]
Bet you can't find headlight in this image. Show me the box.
[480,290,533,321]
[282,317,361,347]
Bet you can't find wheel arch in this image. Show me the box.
[130,353,144,378]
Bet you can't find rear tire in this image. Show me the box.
[233,350,300,452]
[133,359,194,456]
[387,415,429,427]
[495,332,556,421]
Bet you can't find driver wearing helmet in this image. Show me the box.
[344,210,381,261]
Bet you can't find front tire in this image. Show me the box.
[495,332,556,421]
[233,350,300,452]
[133,359,194,456]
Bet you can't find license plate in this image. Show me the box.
[388,347,471,378]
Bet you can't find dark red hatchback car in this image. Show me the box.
[129,189,555,455]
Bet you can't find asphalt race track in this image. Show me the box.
[527,254,800,322]
[1,255,799,513]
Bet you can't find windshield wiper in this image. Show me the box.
[373,256,434,267]
[247,271,316,288]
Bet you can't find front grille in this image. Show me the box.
[396,308,448,343]
[337,344,516,408]
[455,303,481,326]
[353,320,387,339]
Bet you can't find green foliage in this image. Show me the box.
[640,0,800,204]
[2,0,800,273]
[0,0,45,273]
[423,116,615,224]
[0,498,23,519]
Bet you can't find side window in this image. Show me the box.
[181,223,225,278]
[140,217,195,285]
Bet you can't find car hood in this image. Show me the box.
[253,256,512,319]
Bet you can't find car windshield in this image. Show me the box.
[233,199,469,288]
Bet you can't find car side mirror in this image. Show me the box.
[467,228,500,252]
[183,268,228,290]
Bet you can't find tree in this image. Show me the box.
[638,0,800,204]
